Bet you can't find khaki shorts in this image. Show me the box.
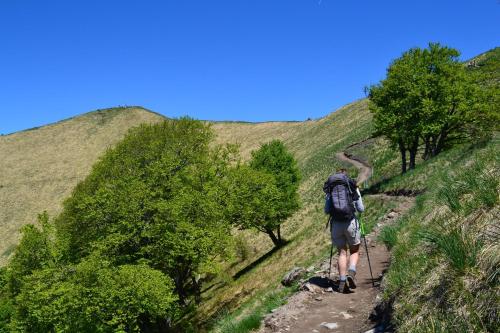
[331,218,361,249]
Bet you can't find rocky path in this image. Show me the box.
[257,153,414,333]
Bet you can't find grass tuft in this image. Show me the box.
[419,223,482,273]
[379,225,398,249]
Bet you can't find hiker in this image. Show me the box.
[323,168,364,293]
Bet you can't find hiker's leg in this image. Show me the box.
[331,222,347,275]
[346,219,362,271]
[337,247,348,278]
[348,244,360,270]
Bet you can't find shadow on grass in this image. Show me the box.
[201,281,225,294]
[362,177,425,197]
[233,240,291,280]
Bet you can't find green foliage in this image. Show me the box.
[12,257,177,332]
[437,158,499,214]
[226,165,281,237]
[0,268,14,333]
[250,140,301,214]
[212,288,290,333]
[3,118,253,331]
[246,140,301,246]
[216,313,261,333]
[53,118,237,306]
[7,212,55,294]
[379,225,398,250]
[369,43,495,173]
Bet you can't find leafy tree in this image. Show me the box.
[11,256,177,333]
[368,43,494,173]
[242,140,301,247]
[225,165,282,245]
[54,118,237,306]
[6,212,55,294]
[2,118,243,331]
[0,268,14,333]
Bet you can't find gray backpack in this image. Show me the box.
[323,173,358,222]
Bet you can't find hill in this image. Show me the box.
[0,98,372,267]
[0,107,166,265]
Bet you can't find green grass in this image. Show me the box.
[377,139,499,333]
[419,224,482,274]
[379,225,399,250]
[358,195,398,234]
[212,288,292,333]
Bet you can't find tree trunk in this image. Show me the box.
[191,275,202,304]
[174,276,188,306]
[399,142,407,174]
[277,225,282,244]
[265,228,281,247]
[409,148,417,169]
[422,136,431,160]
[433,130,447,156]
[409,139,419,170]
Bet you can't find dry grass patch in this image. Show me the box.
[0,107,165,265]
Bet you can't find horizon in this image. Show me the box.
[1,0,499,134]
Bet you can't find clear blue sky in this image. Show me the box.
[0,0,498,134]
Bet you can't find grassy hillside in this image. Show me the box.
[375,137,499,332]
[207,47,499,331]
[1,47,497,331]
[0,98,382,329]
[0,107,166,265]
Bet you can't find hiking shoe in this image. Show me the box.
[347,269,357,289]
[338,280,349,293]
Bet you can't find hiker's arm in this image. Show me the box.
[354,188,364,212]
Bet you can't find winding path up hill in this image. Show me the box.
[258,152,414,333]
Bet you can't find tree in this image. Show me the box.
[11,256,177,333]
[368,43,493,173]
[225,165,282,246]
[6,212,55,294]
[241,140,301,247]
[54,118,236,307]
[1,118,243,331]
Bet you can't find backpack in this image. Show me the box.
[323,173,358,222]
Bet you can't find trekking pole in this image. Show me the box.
[328,240,334,279]
[326,216,334,279]
[359,215,375,287]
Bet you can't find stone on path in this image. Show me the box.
[320,322,339,330]
[340,311,353,319]
[301,282,321,293]
[282,267,306,286]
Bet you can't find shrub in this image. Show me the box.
[12,258,177,332]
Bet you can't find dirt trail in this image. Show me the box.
[335,152,372,186]
[257,153,413,333]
